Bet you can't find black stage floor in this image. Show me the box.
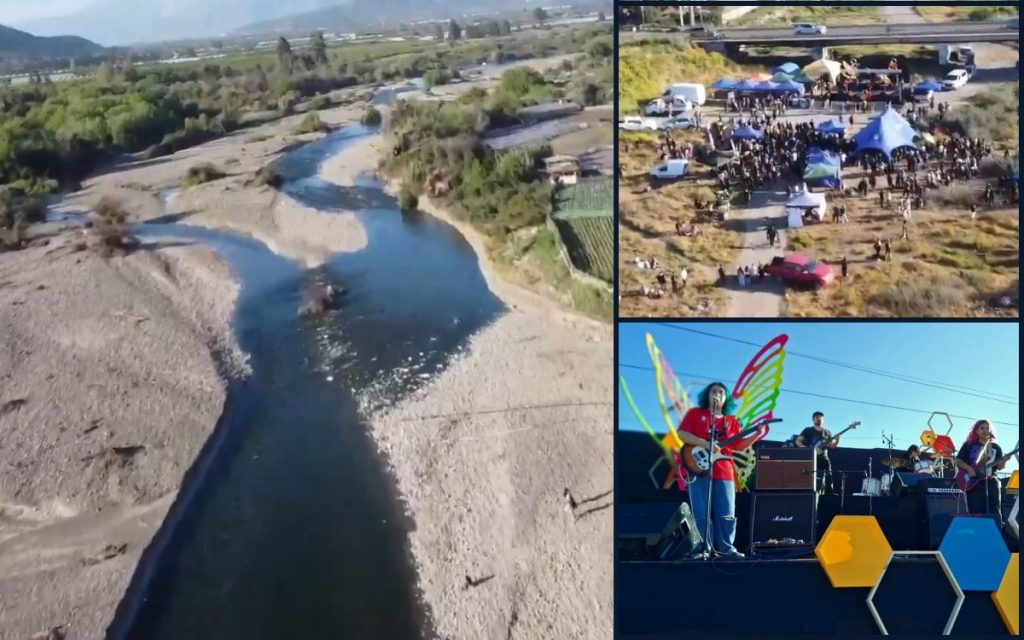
[617,558,1010,637]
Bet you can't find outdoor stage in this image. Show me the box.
[616,432,1019,636]
[617,557,1008,636]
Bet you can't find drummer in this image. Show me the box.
[904,445,934,474]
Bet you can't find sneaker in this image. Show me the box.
[719,551,746,560]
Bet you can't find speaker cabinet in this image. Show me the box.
[750,492,818,546]
[756,459,817,490]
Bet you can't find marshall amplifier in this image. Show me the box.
[750,492,818,550]
[757,447,815,461]
[756,460,817,490]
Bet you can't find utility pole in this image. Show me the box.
[691,6,696,28]
[679,6,685,28]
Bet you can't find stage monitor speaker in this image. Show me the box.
[655,501,701,560]
[749,492,818,549]
[920,492,964,549]
[756,459,816,491]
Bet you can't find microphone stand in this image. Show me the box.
[702,402,719,561]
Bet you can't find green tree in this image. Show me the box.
[433,23,444,41]
[598,11,606,21]
[96,62,114,84]
[586,37,613,59]
[532,7,549,23]
[311,31,328,66]
[448,19,461,40]
[276,36,293,73]
[499,19,512,35]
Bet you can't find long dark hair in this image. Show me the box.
[696,382,738,416]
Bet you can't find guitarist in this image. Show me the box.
[955,420,1007,519]
[677,382,766,560]
[795,411,838,494]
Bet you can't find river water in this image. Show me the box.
[106,124,504,639]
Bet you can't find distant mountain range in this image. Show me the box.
[234,0,598,35]
[0,23,104,60]
[14,0,603,46]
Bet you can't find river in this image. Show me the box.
[105,124,504,639]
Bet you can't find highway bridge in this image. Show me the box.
[621,20,1019,47]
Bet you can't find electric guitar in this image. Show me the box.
[954,445,1019,492]
[681,418,780,477]
[812,421,860,455]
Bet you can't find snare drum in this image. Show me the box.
[881,473,892,495]
[862,478,881,497]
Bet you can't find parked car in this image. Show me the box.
[661,116,697,130]
[644,96,693,116]
[689,26,719,38]
[763,254,834,288]
[793,23,828,35]
[942,69,970,90]
[649,159,689,180]
[619,116,659,131]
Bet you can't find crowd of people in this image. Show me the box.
[624,60,1018,302]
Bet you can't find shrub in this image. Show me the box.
[361,106,382,126]
[93,196,135,257]
[398,185,418,212]
[182,163,226,187]
[253,162,283,188]
[295,111,325,134]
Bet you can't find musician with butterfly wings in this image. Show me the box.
[676,382,766,560]
[955,420,1009,520]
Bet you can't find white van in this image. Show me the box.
[649,158,689,180]
[645,96,693,116]
[662,83,706,106]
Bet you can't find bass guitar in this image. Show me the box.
[680,418,781,477]
[954,445,1019,492]
[813,421,861,454]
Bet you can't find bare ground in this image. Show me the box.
[0,228,243,639]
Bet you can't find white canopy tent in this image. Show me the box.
[786,191,827,227]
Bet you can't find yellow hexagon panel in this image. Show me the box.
[992,553,1019,636]
[816,515,892,588]
[1008,470,1019,491]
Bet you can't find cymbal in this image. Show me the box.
[882,457,906,468]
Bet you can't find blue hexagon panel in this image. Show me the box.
[939,516,1011,591]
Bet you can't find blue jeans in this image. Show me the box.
[687,476,739,555]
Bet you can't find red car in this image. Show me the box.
[764,254,835,288]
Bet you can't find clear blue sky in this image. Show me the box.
[619,323,1019,473]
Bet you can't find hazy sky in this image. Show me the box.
[619,322,1020,473]
[2,0,91,24]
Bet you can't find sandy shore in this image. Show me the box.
[320,133,614,638]
[0,225,243,639]
[52,99,372,268]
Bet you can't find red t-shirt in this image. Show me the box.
[679,407,741,481]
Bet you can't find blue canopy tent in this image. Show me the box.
[804,147,842,188]
[732,125,763,140]
[851,108,918,158]
[914,79,945,92]
[818,120,846,135]
[776,80,806,94]
[733,79,759,91]
[755,80,781,92]
[711,78,736,90]
[806,147,842,167]
[774,62,801,75]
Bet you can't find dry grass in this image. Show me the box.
[731,5,880,28]
[782,179,1018,317]
[916,5,1019,22]
[617,132,735,317]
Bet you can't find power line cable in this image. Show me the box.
[656,325,1019,405]
[618,363,1019,428]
